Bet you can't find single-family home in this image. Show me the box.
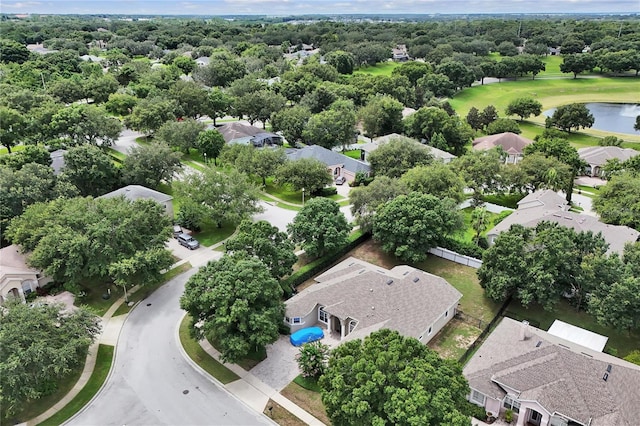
[195,56,210,67]
[472,132,535,164]
[79,54,104,63]
[392,44,410,62]
[99,185,174,218]
[1,245,51,304]
[284,257,462,344]
[359,133,457,164]
[26,43,58,54]
[285,145,371,183]
[464,317,640,426]
[486,190,639,254]
[214,122,265,145]
[578,146,640,177]
[250,132,283,147]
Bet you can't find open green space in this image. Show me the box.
[450,77,640,144]
[38,345,114,426]
[178,315,240,384]
[0,145,27,155]
[342,149,362,159]
[353,61,400,76]
[78,280,121,316]
[482,193,524,209]
[505,299,640,358]
[453,207,500,244]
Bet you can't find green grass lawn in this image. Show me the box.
[179,315,240,384]
[450,77,640,144]
[415,256,501,323]
[195,219,237,247]
[77,279,121,316]
[505,299,640,358]
[353,61,400,76]
[0,144,26,155]
[342,149,362,159]
[453,207,499,244]
[482,193,524,209]
[38,345,114,426]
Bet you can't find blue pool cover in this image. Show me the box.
[290,326,325,346]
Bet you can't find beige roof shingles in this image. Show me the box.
[472,132,534,155]
[285,257,462,341]
[578,146,640,167]
[464,318,640,426]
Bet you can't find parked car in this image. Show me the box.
[177,233,200,250]
[335,176,346,185]
[173,225,183,238]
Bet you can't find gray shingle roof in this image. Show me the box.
[285,257,461,341]
[517,189,568,211]
[578,146,640,167]
[464,318,640,426]
[285,145,371,174]
[99,185,172,204]
[216,122,264,143]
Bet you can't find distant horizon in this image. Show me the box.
[2,1,638,17]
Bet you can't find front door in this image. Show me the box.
[333,317,341,335]
[529,410,542,426]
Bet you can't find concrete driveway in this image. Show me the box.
[111,129,144,155]
[249,336,301,391]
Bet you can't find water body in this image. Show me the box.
[543,103,640,134]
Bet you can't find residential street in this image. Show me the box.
[66,267,271,426]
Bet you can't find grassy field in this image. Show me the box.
[353,61,400,76]
[450,77,640,144]
[428,318,482,360]
[178,315,240,384]
[0,145,26,155]
[38,345,114,426]
[505,299,640,358]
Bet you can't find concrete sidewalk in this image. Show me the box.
[198,339,326,426]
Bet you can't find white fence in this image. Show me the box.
[429,246,483,269]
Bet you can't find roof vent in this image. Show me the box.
[386,279,394,285]
[403,271,409,276]
[370,288,373,292]
[606,364,612,373]
[413,277,420,283]
[603,372,609,381]
[371,306,375,310]
[536,341,542,347]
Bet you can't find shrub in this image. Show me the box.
[296,341,330,379]
[624,350,640,366]
[314,186,337,197]
[440,237,485,259]
[505,409,514,423]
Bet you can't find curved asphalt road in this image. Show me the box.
[67,269,270,426]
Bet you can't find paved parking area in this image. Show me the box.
[249,336,301,391]
[166,236,201,260]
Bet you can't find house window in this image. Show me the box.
[348,320,357,333]
[470,389,486,406]
[503,396,520,413]
[292,317,302,324]
[318,307,329,324]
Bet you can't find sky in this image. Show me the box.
[1,0,638,16]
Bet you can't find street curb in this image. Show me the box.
[174,313,278,425]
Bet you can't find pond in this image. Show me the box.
[543,103,640,134]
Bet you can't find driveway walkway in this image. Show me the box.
[111,129,144,155]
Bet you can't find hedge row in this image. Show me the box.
[439,237,486,260]
[281,230,369,298]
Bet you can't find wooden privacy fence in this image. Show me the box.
[429,246,483,269]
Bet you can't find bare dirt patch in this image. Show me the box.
[428,318,482,360]
[264,399,306,426]
[347,239,400,269]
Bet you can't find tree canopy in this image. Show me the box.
[400,163,466,203]
[288,198,351,259]
[350,176,408,233]
[275,157,332,194]
[592,172,640,230]
[6,196,172,291]
[60,145,121,197]
[367,137,433,178]
[0,302,101,417]
[373,193,463,263]
[320,329,472,426]
[179,253,285,363]
[122,142,183,189]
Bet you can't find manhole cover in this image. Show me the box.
[146,303,152,306]
[183,389,189,395]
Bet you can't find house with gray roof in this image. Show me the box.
[284,257,462,344]
[214,122,264,145]
[464,317,640,426]
[49,149,67,175]
[578,146,640,177]
[286,145,371,184]
[99,185,174,218]
[359,133,456,164]
[486,190,639,254]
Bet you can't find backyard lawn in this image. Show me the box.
[353,61,400,76]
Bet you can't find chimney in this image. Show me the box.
[520,320,531,341]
